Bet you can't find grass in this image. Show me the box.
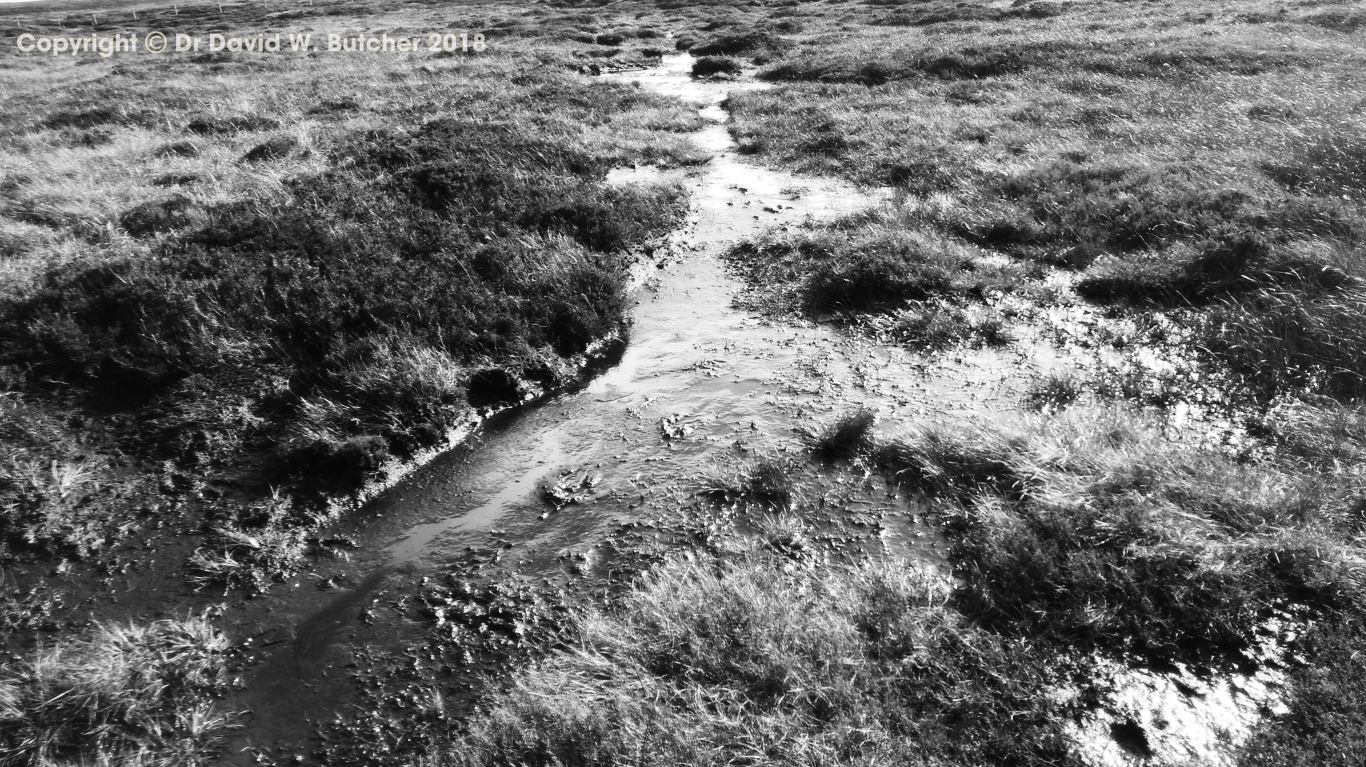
[798,409,875,463]
[0,615,234,766]
[0,105,689,489]
[0,454,109,560]
[870,408,1362,663]
[691,55,742,78]
[0,0,708,580]
[4,0,1366,764]
[434,554,1082,767]
[1203,287,1366,401]
[698,455,797,510]
[402,399,1366,767]
[1239,617,1366,767]
[1025,373,1084,412]
[725,205,1026,350]
[718,0,1366,402]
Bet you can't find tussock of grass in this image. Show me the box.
[438,555,1081,767]
[0,616,234,766]
[798,409,875,463]
[1024,373,1084,411]
[0,454,110,560]
[698,456,796,510]
[1203,287,1366,401]
[1252,398,1366,468]
[690,55,742,78]
[190,526,309,595]
[1075,233,1355,306]
[882,300,1012,350]
[726,206,1015,320]
[691,30,788,60]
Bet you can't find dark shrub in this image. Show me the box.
[151,173,200,187]
[281,434,391,487]
[1077,234,1353,306]
[466,368,525,408]
[43,107,149,130]
[883,159,956,194]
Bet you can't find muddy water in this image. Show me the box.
[224,55,1278,765]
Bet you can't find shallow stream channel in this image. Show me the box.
[222,55,1285,766]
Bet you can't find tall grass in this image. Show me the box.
[698,456,797,510]
[1204,287,1366,401]
[725,206,1021,319]
[1238,618,1366,767]
[0,615,234,766]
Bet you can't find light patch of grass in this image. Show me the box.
[0,455,110,560]
[0,615,235,766]
[725,204,1013,320]
[189,491,312,593]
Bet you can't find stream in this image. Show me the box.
[222,54,1285,767]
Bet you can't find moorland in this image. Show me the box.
[1,0,1364,764]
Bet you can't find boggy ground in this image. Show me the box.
[2,0,1365,765]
